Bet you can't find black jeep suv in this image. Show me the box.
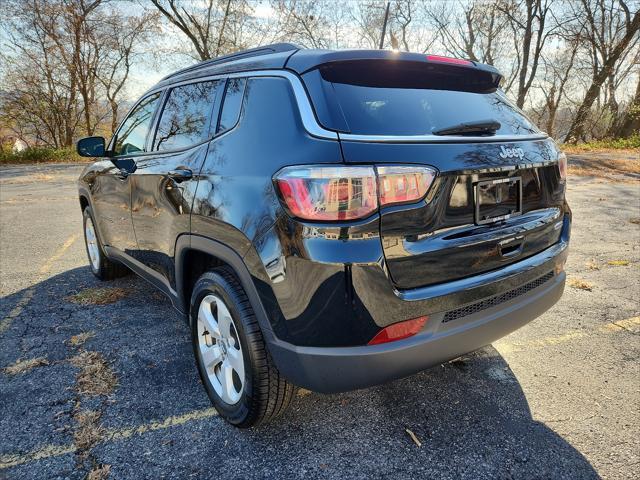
[77,44,570,427]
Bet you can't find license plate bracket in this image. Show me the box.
[474,177,522,225]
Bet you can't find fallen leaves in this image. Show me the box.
[3,357,49,375]
[86,464,111,480]
[68,331,95,347]
[73,410,104,452]
[66,287,128,306]
[585,261,600,270]
[69,351,118,396]
[568,278,593,291]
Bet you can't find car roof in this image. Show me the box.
[154,43,501,89]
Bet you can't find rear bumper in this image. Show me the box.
[267,239,567,393]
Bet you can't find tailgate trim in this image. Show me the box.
[338,132,548,143]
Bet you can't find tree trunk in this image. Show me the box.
[565,10,640,143]
[614,77,640,138]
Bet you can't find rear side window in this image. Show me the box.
[217,78,246,134]
[154,80,222,151]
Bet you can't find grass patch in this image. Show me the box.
[561,135,640,153]
[87,464,111,480]
[0,146,83,165]
[4,357,49,375]
[70,351,118,396]
[568,278,594,291]
[607,260,630,266]
[68,332,95,347]
[66,287,128,306]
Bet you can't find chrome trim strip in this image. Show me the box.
[338,133,549,143]
[144,70,339,141]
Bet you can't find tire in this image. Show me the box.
[82,206,129,280]
[190,267,295,428]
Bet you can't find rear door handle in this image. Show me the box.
[167,169,193,182]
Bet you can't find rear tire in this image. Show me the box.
[191,267,295,427]
[83,207,129,280]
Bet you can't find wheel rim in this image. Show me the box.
[197,294,245,405]
[85,216,100,271]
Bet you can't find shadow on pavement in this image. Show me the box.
[1,267,599,479]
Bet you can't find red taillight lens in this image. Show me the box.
[558,153,567,181]
[274,165,436,221]
[275,166,378,221]
[426,55,473,66]
[377,166,436,207]
[368,316,428,345]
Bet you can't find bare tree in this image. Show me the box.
[94,10,159,134]
[150,0,259,60]
[565,0,640,142]
[613,74,640,137]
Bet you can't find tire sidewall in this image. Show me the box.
[190,272,255,425]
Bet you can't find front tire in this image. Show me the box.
[82,207,129,280]
[191,267,295,427]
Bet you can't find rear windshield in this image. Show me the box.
[330,84,539,136]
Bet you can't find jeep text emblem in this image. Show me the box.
[499,146,524,160]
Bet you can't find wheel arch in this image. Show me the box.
[174,235,276,338]
[78,186,92,212]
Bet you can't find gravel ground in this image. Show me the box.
[0,160,638,479]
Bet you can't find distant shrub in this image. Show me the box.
[561,134,640,153]
[0,146,83,165]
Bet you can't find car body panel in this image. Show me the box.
[77,51,571,392]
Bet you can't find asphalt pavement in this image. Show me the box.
[0,162,638,479]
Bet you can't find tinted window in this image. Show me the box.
[217,78,246,134]
[114,93,161,156]
[154,80,221,151]
[331,84,539,136]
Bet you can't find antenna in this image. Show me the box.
[379,1,391,49]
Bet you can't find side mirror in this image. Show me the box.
[77,136,106,157]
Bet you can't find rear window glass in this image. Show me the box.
[331,84,539,136]
[154,80,222,151]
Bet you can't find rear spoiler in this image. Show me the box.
[287,49,502,94]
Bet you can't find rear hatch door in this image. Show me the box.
[300,56,566,289]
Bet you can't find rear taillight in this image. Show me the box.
[275,166,378,221]
[368,316,428,345]
[274,165,436,221]
[558,153,567,181]
[377,166,436,207]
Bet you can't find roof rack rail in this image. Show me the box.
[161,43,302,82]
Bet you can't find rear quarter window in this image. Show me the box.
[217,78,247,134]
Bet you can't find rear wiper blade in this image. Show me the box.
[433,119,501,136]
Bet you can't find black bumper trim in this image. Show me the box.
[269,271,565,393]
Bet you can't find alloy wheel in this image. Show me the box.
[197,294,245,404]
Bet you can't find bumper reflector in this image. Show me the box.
[368,316,428,345]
